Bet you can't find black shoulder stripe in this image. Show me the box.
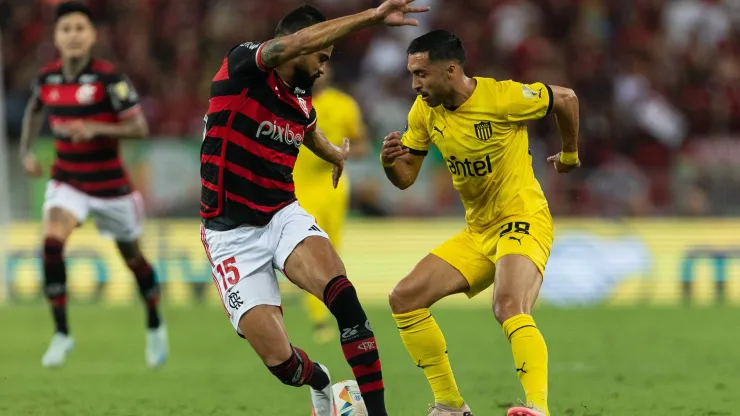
[545,84,554,116]
[406,147,428,156]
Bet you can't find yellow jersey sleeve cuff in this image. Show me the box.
[406,146,428,156]
[400,139,429,156]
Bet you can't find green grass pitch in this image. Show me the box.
[1,301,738,415]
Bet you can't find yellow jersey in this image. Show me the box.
[293,87,365,187]
[401,77,552,231]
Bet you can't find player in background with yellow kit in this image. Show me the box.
[293,64,369,344]
[381,30,580,416]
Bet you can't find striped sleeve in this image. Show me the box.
[228,41,269,80]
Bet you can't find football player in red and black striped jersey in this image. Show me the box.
[19,1,167,369]
[199,2,428,415]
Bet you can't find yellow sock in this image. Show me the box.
[394,309,464,408]
[503,314,549,416]
[304,293,329,325]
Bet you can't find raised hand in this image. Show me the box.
[375,0,430,27]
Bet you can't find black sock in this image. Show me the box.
[50,301,68,335]
[126,257,161,329]
[267,347,330,390]
[324,276,386,416]
[43,238,68,335]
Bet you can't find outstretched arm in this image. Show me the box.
[260,0,429,69]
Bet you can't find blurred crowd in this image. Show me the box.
[3,0,740,217]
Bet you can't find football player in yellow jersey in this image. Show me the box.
[381,30,580,416]
[293,64,369,344]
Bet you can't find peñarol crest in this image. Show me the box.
[474,121,493,141]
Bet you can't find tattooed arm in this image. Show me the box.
[260,0,429,69]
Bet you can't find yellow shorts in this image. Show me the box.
[295,176,349,250]
[430,208,554,298]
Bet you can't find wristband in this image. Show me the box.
[381,154,395,168]
[559,151,579,165]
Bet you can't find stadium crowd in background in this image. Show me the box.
[3,0,740,217]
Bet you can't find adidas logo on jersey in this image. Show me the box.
[445,155,493,177]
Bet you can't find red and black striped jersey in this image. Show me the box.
[33,58,142,197]
[200,41,318,229]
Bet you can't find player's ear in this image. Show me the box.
[447,63,456,79]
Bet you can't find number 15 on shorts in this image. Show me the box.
[216,257,241,290]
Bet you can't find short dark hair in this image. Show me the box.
[55,1,93,23]
[407,30,466,64]
[274,4,327,37]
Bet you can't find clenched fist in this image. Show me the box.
[380,132,409,167]
[546,152,580,174]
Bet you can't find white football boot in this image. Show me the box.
[145,324,168,368]
[427,402,473,416]
[310,364,335,416]
[41,332,74,368]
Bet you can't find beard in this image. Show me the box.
[293,67,320,90]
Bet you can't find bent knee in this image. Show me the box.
[493,293,530,324]
[117,240,143,261]
[44,226,73,243]
[389,279,426,314]
[262,347,294,369]
[44,208,77,241]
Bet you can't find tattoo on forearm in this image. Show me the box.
[260,39,287,69]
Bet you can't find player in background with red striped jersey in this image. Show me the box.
[19,1,167,369]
